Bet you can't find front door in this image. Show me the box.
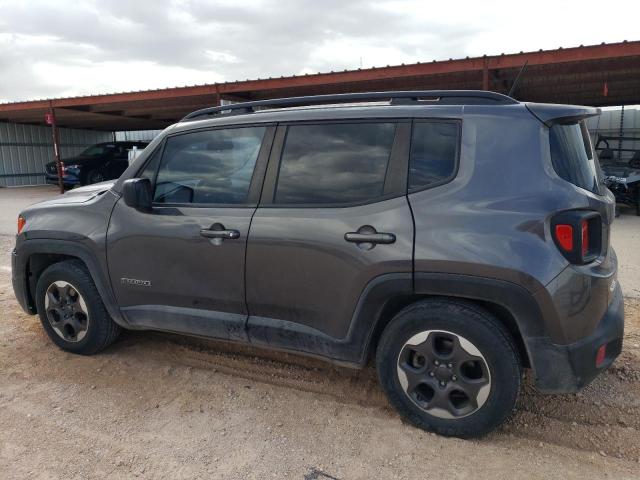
[107,124,274,341]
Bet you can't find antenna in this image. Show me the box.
[508,61,528,98]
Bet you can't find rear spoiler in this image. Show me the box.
[525,103,601,127]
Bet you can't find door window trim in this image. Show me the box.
[259,119,411,209]
[134,124,276,209]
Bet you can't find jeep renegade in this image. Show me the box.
[12,91,624,438]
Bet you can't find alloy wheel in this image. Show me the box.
[44,281,90,342]
[397,329,491,419]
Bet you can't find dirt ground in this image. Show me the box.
[1,228,640,478]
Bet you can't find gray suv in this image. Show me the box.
[12,91,624,438]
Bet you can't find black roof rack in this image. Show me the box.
[181,90,518,121]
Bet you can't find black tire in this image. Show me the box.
[376,298,521,438]
[82,169,104,186]
[35,260,121,355]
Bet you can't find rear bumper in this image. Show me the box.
[530,281,624,393]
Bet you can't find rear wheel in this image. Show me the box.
[35,260,121,354]
[376,298,521,438]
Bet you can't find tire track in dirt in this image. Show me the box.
[152,334,390,410]
[143,301,640,461]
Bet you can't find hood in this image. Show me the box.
[66,180,116,196]
[23,180,115,213]
[23,181,116,210]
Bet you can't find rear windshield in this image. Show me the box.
[549,121,602,194]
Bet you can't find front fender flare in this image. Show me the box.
[14,238,127,327]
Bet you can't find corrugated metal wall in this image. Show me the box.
[0,122,112,187]
[115,130,161,142]
[586,108,640,159]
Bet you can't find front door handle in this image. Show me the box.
[344,225,396,247]
[200,222,240,240]
[200,229,240,239]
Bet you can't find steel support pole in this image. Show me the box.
[48,105,64,194]
[482,57,489,90]
[215,84,221,107]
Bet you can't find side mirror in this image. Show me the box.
[123,178,152,211]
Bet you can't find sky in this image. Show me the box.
[0,0,638,103]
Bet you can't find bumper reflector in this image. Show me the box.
[595,344,607,368]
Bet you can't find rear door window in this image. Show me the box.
[274,122,396,205]
[549,121,601,194]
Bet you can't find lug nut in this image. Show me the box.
[434,360,440,366]
[429,372,435,377]
[452,375,457,381]
[439,381,446,387]
[447,363,453,368]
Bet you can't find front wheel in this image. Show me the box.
[376,298,521,438]
[82,169,104,186]
[35,260,121,354]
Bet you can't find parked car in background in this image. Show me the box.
[45,141,149,188]
[595,135,640,216]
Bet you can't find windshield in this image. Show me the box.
[80,144,114,156]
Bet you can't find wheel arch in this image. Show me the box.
[358,273,545,370]
[16,239,126,326]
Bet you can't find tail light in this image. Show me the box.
[551,211,601,264]
[17,216,26,234]
[554,224,573,252]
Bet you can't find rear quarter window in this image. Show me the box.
[549,121,602,194]
[409,121,459,191]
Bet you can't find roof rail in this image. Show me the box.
[181,90,518,121]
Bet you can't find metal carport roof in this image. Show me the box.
[1,40,639,131]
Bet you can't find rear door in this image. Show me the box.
[245,120,414,345]
[107,125,274,340]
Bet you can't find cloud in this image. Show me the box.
[0,0,637,102]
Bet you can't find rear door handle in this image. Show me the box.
[344,225,396,246]
[344,232,396,244]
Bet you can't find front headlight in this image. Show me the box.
[64,164,80,171]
